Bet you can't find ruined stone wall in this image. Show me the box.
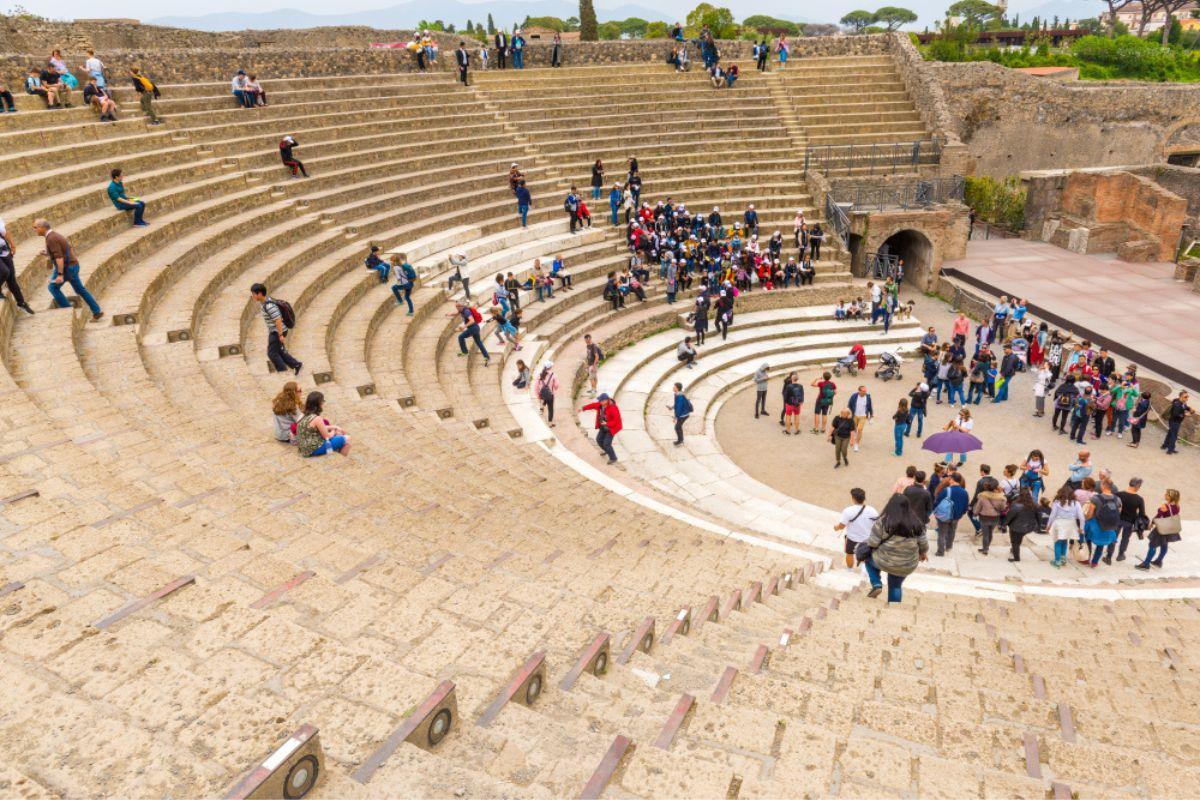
[0,31,759,84]
[1022,168,1188,262]
[926,60,1200,176]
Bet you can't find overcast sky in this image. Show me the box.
[18,0,1101,29]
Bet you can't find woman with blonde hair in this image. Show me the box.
[271,381,304,443]
[1136,489,1181,570]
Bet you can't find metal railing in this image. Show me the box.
[841,176,965,212]
[802,139,943,177]
[824,195,851,251]
[868,253,900,280]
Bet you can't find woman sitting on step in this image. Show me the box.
[295,392,350,457]
[271,381,304,444]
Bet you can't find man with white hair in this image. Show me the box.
[744,203,759,236]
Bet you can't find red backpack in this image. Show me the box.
[469,306,483,324]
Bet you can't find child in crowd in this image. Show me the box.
[834,300,846,321]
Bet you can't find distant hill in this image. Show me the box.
[150,0,675,32]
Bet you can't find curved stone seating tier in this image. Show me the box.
[4,70,459,114]
[549,307,920,544]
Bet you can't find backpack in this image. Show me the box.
[270,298,296,329]
[821,383,835,403]
[1094,494,1121,530]
[469,306,483,324]
[933,493,956,522]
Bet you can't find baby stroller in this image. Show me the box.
[832,353,858,377]
[1009,337,1029,373]
[874,351,903,381]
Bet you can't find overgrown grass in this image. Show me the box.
[922,34,1200,82]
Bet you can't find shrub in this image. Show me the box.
[964,175,1026,231]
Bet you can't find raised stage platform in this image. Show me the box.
[940,239,1200,393]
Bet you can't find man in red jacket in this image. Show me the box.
[582,392,622,464]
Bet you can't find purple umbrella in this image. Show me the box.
[921,431,983,454]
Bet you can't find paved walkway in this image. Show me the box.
[941,239,1200,392]
[713,292,1200,589]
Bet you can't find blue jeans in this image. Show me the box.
[497,296,510,316]
[863,557,906,602]
[457,323,489,358]
[116,200,145,225]
[596,429,617,461]
[518,203,528,227]
[933,379,946,403]
[944,452,967,464]
[893,424,906,455]
[1108,408,1128,434]
[49,264,101,315]
[993,377,1011,402]
[391,283,413,313]
[369,264,388,282]
[882,311,892,334]
[233,89,254,108]
[946,384,964,406]
[513,49,524,68]
[1142,543,1168,566]
[592,186,601,200]
[610,202,619,225]
[906,408,924,437]
[310,435,346,456]
[966,383,984,404]
[1053,540,1068,562]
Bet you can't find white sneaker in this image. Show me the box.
[853,444,859,452]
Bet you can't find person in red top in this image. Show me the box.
[850,343,866,372]
[951,312,970,347]
[582,392,622,464]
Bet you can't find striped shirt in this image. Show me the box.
[262,299,284,332]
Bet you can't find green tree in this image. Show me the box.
[597,20,623,39]
[579,0,599,40]
[620,17,650,37]
[686,3,738,37]
[523,15,566,30]
[486,13,496,34]
[645,20,670,37]
[874,5,918,30]
[947,0,1000,27]
[840,9,878,32]
[742,14,801,34]
[565,16,581,30]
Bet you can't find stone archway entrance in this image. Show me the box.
[876,229,934,288]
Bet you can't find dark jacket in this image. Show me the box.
[455,48,470,68]
[1004,501,1040,534]
[847,392,873,418]
[903,485,933,523]
[1000,352,1020,378]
